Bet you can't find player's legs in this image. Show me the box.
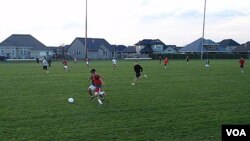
[88,85,95,100]
[240,65,244,73]
[132,73,140,85]
[94,87,103,104]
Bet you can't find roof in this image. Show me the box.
[232,42,250,52]
[0,34,47,50]
[122,46,136,53]
[218,39,240,48]
[179,38,223,52]
[140,46,153,53]
[74,37,112,51]
[135,39,165,46]
[163,45,178,50]
[115,45,127,52]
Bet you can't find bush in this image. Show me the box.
[0,56,6,61]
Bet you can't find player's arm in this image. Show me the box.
[100,77,104,85]
[140,65,143,72]
[88,75,92,81]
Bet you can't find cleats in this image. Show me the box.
[97,98,103,105]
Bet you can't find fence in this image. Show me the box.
[151,53,250,60]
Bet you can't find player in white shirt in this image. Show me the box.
[42,58,49,73]
[112,58,117,69]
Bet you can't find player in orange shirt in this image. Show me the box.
[239,57,246,73]
[164,57,169,69]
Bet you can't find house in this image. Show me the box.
[67,37,114,60]
[179,38,225,53]
[162,45,179,54]
[113,45,127,59]
[135,39,166,54]
[115,45,127,55]
[232,42,250,56]
[218,39,240,53]
[0,34,52,59]
[121,46,137,58]
[47,45,70,59]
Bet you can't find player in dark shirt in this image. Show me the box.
[131,61,147,85]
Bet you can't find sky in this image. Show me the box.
[0,0,250,47]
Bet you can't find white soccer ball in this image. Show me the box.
[68,97,74,103]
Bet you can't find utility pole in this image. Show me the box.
[84,0,88,59]
[201,0,207,60]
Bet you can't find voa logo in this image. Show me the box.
[226,129,246,136]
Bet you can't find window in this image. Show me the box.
[103,50,108,56]
[0,48,4,56]
[77,51,81,55]
[20,48,27,56]
[11,48,16,56]
[153,44,163,52]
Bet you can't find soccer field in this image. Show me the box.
[0,60,249,141]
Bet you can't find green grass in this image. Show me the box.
[0,60,249,141]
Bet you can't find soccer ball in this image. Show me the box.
[68,97,74,103]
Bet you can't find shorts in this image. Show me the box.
[88,85,96,91]
[136,73,141,78]
[95,85,102,93]
[240,64,244,68]
[64,65,68,69]
[43,66,47,70]
[86,61,89,65]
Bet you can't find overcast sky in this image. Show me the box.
[0,0,250,46]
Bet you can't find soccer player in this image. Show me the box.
[186,55,190,64]
[36,57,39,63]
[42,57,49,73]
[205,59,210,69]
[239,57,245,73]
[131,61,147,86]
[74,57,77,63]
[88,69,96,100]
[159,55,162,64]
[88,69,105,104]
[47,58,52,67]
[93,74,105,104]
[85,57,89,67]
[62,59,69,71]
[164,57,169,69]
[112,58,117,69]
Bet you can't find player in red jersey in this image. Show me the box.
[239,57,246,73]
[62,59,69,71]
[88,68,105,104]
[164,57,169,69]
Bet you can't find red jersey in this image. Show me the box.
[164,58,169,64]
[63,60,68,66]
[93,75,102,85]
[239,59,245,65]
